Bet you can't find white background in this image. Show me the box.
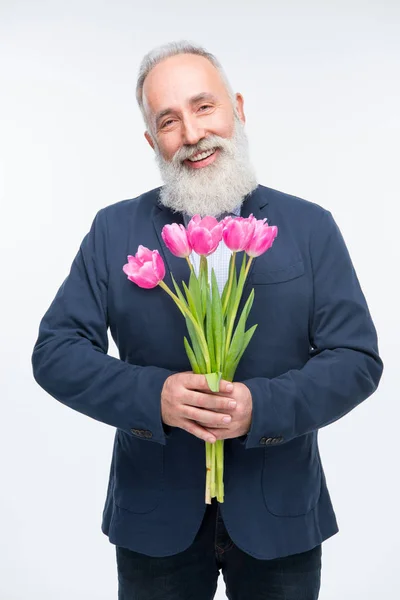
[0,1,398,598]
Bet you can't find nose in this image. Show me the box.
[182,115,205,146]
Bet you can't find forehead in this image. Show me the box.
[142,53,229,115]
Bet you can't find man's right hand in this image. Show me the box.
[161,371,237,443]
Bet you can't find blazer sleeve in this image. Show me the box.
[240,208,384,449]
[31,208,174,445]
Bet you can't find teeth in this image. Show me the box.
[188,149,215,162]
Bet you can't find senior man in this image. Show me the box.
[32,41,383,599]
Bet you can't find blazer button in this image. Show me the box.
[130,428,149,437]
[260,437,267,445]
[143,430,153,439]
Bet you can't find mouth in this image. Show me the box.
[183,148,219,169]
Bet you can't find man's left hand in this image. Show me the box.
[196,382,253,440]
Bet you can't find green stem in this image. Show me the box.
[224,254,251,356]
[210,442,216,498]
[216,440,224,502]
[205,442,212,504]
[200,255,208,287]
[222,252,236,315]
[158,280,211,372]
[185,256,194,273]
[244,256,253,281]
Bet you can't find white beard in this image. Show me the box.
[154,117,258,218]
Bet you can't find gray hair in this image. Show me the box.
[135,40,236,133]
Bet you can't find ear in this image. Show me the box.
[235,93,246,124]
[144,130,155,151]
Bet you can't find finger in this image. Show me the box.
[188,391,237,412]
[184,406,232,427]
[201,426,237,441]
[184,420,217,443]
[196,421,231,429]
[183,373,234,394]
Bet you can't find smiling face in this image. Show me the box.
[142,53,245,165]
[140,52,257,217]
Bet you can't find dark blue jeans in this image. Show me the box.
[116,497,322,599]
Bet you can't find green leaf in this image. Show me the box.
[200,255,208,286]
[243,287,255,321]
[170,273,189,315]
[236,252,247,300]
[182,280,202,324]
[185,316,207,372]
[224,252,247,355]
[225,261,238,321]
[228,324,258,380]
[199,256,208,321]
[201,278,207,321]
[211,268,223,372]
[205,285,216,372]
[221,322,226,374]
[225,289,255,368]
[221,253,234,313]
[188,270,203,325]
[184,336,201,374]
[205,371,222,393]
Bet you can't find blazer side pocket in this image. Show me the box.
[113,430,164,514]
[261,433,322,517]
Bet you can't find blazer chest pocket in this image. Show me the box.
[113,430,164,514]
[250,259,304,285]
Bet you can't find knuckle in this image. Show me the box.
[196,394,205,408]
[218,397,228,410]
[186,406,197,420]
[192,373,204,388]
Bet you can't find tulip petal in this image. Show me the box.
[187,214,201,235]
[210,222,223,247]
[132,261,160,288]
[162,223,191,257]
[190,227,213,255]
[153,250,166,280]
[200,215,219,230]
[245,220,278,257]
[136,245,154,264]
[123,258,140,277]
[222,217,255,252]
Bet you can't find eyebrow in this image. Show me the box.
[154,93,218,128]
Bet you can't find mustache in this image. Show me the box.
[171,135,230,164]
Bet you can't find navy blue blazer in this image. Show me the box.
[31,184,383,559]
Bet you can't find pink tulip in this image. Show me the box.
[245,220,278,257]
[187,215,223,256]
[222,214,256,252]
[221,215,234,227]
[122,245,165,289]
[161,223,192,258]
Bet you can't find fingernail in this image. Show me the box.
[229,401,237,408]
[223,416,231,423]
[226,383,233,391]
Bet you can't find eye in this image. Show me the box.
[160,119,175,129]
[198,104,212,112]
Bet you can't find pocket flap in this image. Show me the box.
[250,259,305,284]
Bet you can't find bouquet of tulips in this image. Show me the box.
[123,213,278,504]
